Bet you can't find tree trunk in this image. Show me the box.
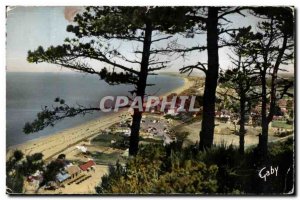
[268,34,288,123]
[129,22,152,156]
[259,31,288,159]
[239,93,246,154]
[129,111,142,156]
[199,7,219,150]
[259,70,268,157]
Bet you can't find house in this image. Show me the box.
[166,108,178,116]
[76,145,87,153]
[277,99,289,114]
[122,149,129,157]
[163,135,173,146]
[255,102,270,111]
[79,160,96,171]
[115,127,130,133]
[278,99,287,109]
[123,129,131,136]
[56,171,70,183]
[215,111,222,118]
[115,128,131,136]
[273,115,284,120]
[65,165,81,179]
[27,170,43,189]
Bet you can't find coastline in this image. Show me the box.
[6,76,194,160]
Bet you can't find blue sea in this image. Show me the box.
[6,72,184,147]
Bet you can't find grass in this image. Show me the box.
[92,131,164,149]
[91,151,125,165]
[139,137,163,145]
[97,137,294,194]
[91,133,126,148]
[272,120,293,129]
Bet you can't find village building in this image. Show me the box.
[65,165,81,179]
[26,170,43,190]
[79,160,96,172]
[56,171,70,184]
[115,127,131,136]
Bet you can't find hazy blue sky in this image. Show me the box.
[6,6,293,73]
[7,6,74,72]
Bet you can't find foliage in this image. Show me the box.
[164,114,181,120]
[199,138,294,194]
[21,153,44,176]
[165,132,190,154]
[154,160,218,193]
[25,6,192,156]
[42,160,65,184]
[6,172,24,194]
[96,143,218,194]
[23,98,100,134]
[96,136,294,194]
[6,150,44,194]
[91,152,125,165]
[249,7,294,156]
[272,121,293,130]
[92,133,129,149]
[13,150,24,161]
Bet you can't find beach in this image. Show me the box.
[6,76,194,161]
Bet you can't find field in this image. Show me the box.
[272,120,293,129]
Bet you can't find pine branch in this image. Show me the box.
[218,7,246,19]
[151,35,173,43]
[23,98,101,134]
[179,62,207,74]
[148,65,168,72]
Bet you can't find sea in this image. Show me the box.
[6,72,184,147]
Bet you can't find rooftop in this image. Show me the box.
[56,172,70,183]
[79,160,96,171]
[66,165,81,175]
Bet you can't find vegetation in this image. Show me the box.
[25,6,190,156]
[219,27,261,154]
[42,160,65,185]
[91,152,125,165]
[18,6,295,194]
[92,133,128,149]
[6,150,44,193]
[272,121,293,130]
[91,132,162,151]
[250,7,294,156]
[96,137,294,194]
[96,143,218,194]
[24,6,294,159]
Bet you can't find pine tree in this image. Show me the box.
[26,6,188,155]
[219,27,261,154]
[249,7,294,157]
[173,7,249,150]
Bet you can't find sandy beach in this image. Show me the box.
[7,76,194,160]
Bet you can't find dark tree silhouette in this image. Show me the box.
[219,27,261,154]
[174,7,248,150]
[26,6,188,156]
[249,7,294,156]
[6,150,44,193]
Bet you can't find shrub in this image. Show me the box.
[96,137,294,195]
[154,160,218,194]
[96,144,218,194]
[6,150,44,194]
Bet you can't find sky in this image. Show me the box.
[6,6,294,73]
[6,6,75,72]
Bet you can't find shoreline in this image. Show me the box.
[7,76,194,160]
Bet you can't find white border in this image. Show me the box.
[1,0,299,199]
